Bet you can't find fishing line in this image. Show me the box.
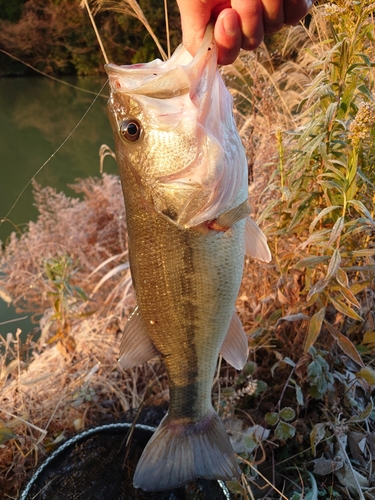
[0,49,108,97]
[0,79,109,229]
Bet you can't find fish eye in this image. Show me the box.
[120,119,141,142]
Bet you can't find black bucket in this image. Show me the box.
[19,422,232,499]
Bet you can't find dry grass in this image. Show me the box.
[1,3,375,499]
[0,317,168,497]
[0,173,172,498]
[0,17,322,500]
[1,174,128,317]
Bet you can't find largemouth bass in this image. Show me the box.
[105,26,271,492]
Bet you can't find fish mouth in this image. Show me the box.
[104,24,215,99]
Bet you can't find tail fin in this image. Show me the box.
[133,410,240,491]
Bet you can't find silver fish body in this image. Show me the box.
[105,26,271,492]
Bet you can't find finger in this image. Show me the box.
[232,0,264,50]
[284,0,310,26]
[260,0,284,34]
[176,0,212,57]
[215,9,242,65]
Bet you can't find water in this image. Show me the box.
[0,75,118,339]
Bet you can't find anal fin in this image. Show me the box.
[118,307,159,369]
[245,216,272,262]
[220,312,248,370]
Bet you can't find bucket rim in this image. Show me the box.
[19,422,231,499]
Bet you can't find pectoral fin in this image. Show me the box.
[220,312,248,370]
[210,200,252,231]
[118,307,160,369]
[245,216,272,262]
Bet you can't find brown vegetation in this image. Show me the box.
[1,1,375,499]
[0,0,181,76]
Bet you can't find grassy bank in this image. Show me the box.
[1,1,375,498]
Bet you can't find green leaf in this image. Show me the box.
[255,380,267,395]
[275,421,295,440]
[294,256,330,269]
[300,132,327,160]
[295,382,304,406]
[326,249,341,282]
[310,422,326,456]
[304,307,325,353]
[318,179,343,191]
[344,249,375,258]
[324,161,347,180]
[268,309,282,323]
[347,199,375,226]
[0,427,16,445]
[309,206,341,233]
[289,493,302,500]
[222,387,236,398]
[243,361,257,376]
[307,279,328,301]
[344,265,375,272]
[270,357,296,377]
[330,296,363,322]
[338,285,361,309]
[279,407,296,422]
[326,321,364,367]
[265,412,279,426]
[307,359,321,378]
[304,471,319,500]
[324,102,338,130]
[336,267,349,288]
[328,217,344,246]
[347,401,373,423]
[73,286,88,301]
[288,204,312,232]
[256,199,280,224]
[242,433,259,454]
[358,83,374,100]
[300,229,331,250]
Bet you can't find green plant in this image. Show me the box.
[43,255,92,353]
[260,0,375,348]
[0,0,24,22]
[265,406,296,439]
[230,3,375,496]
[305,346,334,399]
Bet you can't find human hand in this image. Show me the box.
[176,0,312,65]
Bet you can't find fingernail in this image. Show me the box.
[222,11,238,36]
[306,0,313,9]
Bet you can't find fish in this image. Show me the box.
[105,26,271,492]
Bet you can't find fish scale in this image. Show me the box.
[126,193,245,399]
[105,25,271,492]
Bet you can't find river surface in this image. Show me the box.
[0,75,118,339]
